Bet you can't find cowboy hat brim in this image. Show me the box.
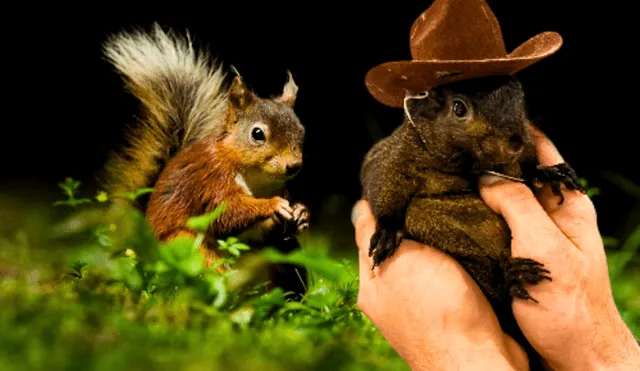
[365,32,563,108]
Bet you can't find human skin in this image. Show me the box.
[352,126,640,371]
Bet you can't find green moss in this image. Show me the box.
[0,178,637,370]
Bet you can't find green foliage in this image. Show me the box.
[607,224,640,337]
[594,172,640,336]
[95,191,109,203]
[186,202,227,232]
[0,176,638,371]
[115,187,156,202]
[601,170,640,201]
[52,177,92,208]
[0,179,408,371]
[579,177,601,198]
[218,237,250,258]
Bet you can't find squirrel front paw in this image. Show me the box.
[504,257,552,303]
[369,217,406,270]
[530,162,587,205]
[270,197,294,221]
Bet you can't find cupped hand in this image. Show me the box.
[352,201,528,371]
[477,124,640,371]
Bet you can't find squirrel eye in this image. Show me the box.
[452,99,469,118]
[251,127,266,142]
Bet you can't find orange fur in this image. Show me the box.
[146,136,286,266]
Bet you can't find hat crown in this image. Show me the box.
[364,0,563,108]
[410,0,507,61]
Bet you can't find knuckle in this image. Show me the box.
[576,198,597,222]
[485,181,541,218]
[504,183,537,203]
[484,180,536,202]
[563,194,598,224]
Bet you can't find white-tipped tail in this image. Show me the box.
[102,23,229,199]
[103,23,228,144]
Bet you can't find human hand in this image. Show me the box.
[352,201,528,371]
[477,125,640,371]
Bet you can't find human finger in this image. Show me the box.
[529,124,592,214]
[478,175,574,262]
[528,124,599,248]
[479,175,558,237]
[528,123,564,166]
[352,200,376,279]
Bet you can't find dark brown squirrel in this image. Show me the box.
[360,74,587,368]
[100,24,309,298]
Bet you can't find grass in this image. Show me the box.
[0,177,638,371]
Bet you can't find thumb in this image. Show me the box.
[351,200,377,277]
[478,174,562,257]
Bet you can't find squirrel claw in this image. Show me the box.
[530,162,587,205]
[504,257,552,303]
[370,224,406,270]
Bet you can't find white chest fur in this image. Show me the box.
[234,173,254,196]
[234,172,286,198]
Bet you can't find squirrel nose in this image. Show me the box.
[286,162,302,176]
[506,135,524,155]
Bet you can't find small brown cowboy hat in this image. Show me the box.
[365,0,563,108]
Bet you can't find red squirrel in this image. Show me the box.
[101,24,309,297]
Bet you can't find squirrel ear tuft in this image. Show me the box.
[228,75,255,109]
[277,70,298,107]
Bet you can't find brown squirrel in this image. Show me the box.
[100,24,309,297]
[360,74,587,369]
[360,1,590,367]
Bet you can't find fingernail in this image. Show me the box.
[351,201,364,226]
[479,174,503,187]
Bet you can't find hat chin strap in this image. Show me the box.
[403,91,431,150]
[402,91,526,183]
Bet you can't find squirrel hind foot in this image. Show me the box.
[504,257,552,303]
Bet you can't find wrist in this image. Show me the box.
[588,329,640,371]
[549,320,640,371]
[406,334,525,371]
[556,351,640,371]
[452,337,524,371]
[451,347,522,371]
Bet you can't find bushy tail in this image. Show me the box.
[101,23,229,205]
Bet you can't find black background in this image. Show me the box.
[2,1,638,241]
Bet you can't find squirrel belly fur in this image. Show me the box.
[101,24,309,297]
[360,75,587,370]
